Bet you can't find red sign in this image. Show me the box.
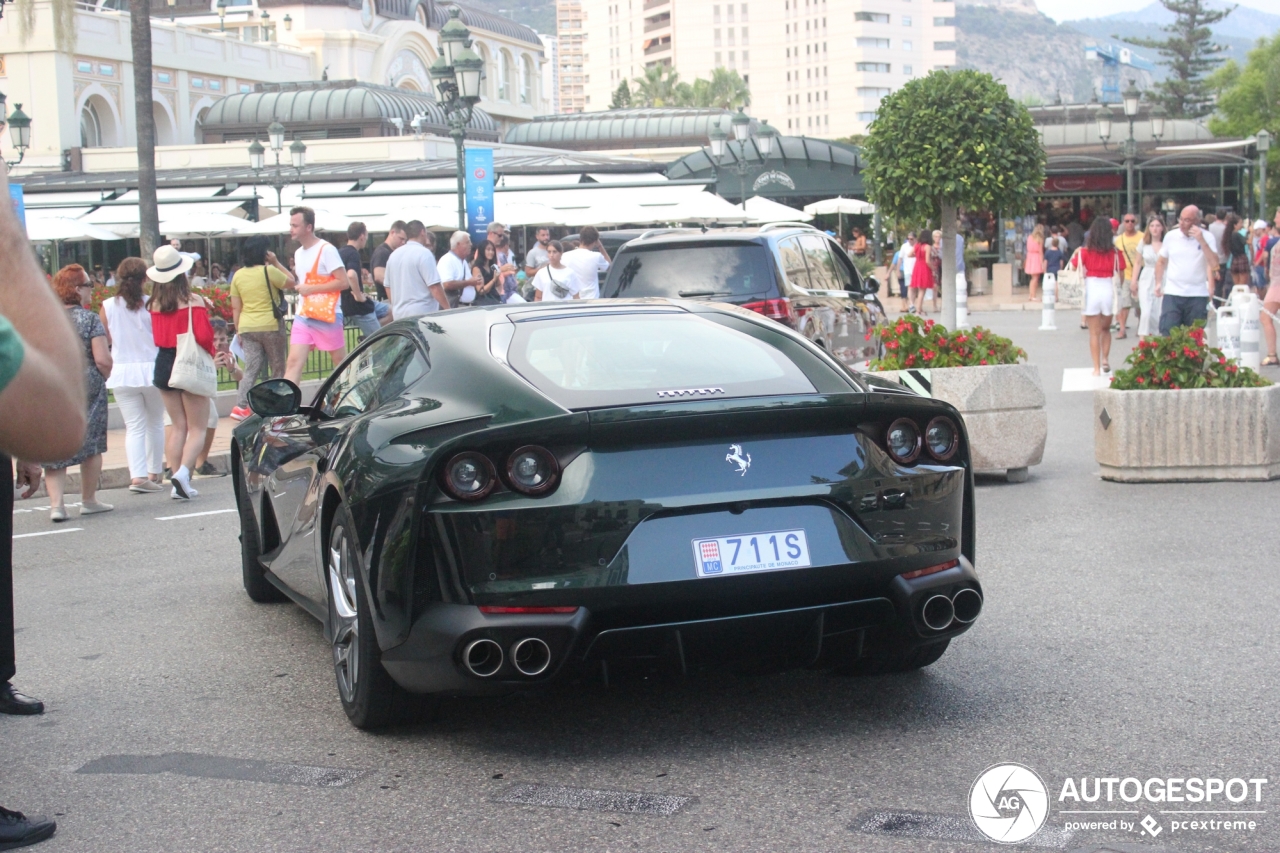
[473,167,487,180]
[1042,174,1123,193]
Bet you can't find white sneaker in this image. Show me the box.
[171,472,195,500]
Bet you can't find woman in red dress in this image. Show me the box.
[910,230,935,315]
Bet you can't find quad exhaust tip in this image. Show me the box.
[462,638,504,677]
[951,588,983,624]
[511,637,552,677]
[921,594,956,632]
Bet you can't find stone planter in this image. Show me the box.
[1094,384,1280,482]
[871,364,1047,481]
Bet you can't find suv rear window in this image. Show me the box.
[507,313,815,409]
[603,242,775,301]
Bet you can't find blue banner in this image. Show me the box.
[9,182,25,229]
[464,147,494,245]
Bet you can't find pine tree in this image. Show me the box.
[610,81,632,109]
[1126,0,1234,119]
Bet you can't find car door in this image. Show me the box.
[265,335,417,606]
[778,236,813,291]
[792,234,873,366]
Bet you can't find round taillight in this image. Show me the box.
[505,445,560,496]
[925,416,959,462]
[443,452,496,501]
[885,418,921,464]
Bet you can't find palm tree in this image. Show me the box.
[631,65,681,108]
[706,68,751,110]
[130,0,160,256]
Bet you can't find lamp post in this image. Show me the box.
[0,92,32,168]
[707,108,775,209]
[430,6,484,230]
[248,122,306,215]
[216,0,226,31]
[1098,83,1163,217]
[1258,129,1271,221]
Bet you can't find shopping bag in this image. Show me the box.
[298,248,339,324]
[169,304,218,397]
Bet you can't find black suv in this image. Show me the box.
[599,224,886,368]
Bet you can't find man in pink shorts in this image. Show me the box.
[285,206,348,385]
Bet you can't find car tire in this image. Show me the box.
[328,512,438,730]
[834,638,950,676]
[235,458,286,604]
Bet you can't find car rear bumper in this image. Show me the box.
[380,557,981,696]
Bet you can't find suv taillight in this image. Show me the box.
[742,297,795,327]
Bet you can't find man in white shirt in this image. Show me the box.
[437,231,482,308]
[285,206,348,384]
[524,227,551,278]
[561,226,611,300]
[1155,204,1220,335]
[385,220,447,319]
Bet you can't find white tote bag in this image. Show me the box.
[168,304,218,397]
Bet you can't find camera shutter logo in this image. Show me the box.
[969,763,1049,844]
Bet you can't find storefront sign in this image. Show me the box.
[1042,174,1123,193]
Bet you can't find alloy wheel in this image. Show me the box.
[329,526,360,704]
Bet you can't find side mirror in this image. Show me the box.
[864,274,880,295]
[247,378,302,417]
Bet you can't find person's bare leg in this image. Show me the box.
[79,454,102,504]
[1263,303,1280,361]
[44,467,66,509]
[1100,315,1113,370]
[196,428,216,469]
[1087,315,1102,375]
[160,390,187,472]
[1029,274,1040,301]
[181,394,211,472]
[1117,306,1130,337]
[284,343,310,385]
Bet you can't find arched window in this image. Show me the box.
[80,103,103,148]
[414,1,428,28]
[519,55,533,105]
[476,43,492,99]
[194,106,211,142]
[498,49,513,101]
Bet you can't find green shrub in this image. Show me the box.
[870,314,1026,370]
[1110,322,1270,390]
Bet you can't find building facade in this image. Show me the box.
[578,0,955,138]
[556,0,587,112]
[0,0,550,171]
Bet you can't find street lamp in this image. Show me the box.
[1258,129,1271,222]
[217,0,226,31]
[430,5,485,230]
[283,13,292,31]
[1097,83,1156,216]
[249,124,306,216]
[707,107,772,209]
[0,92,32,168]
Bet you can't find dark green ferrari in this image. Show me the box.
[232,299,982,729]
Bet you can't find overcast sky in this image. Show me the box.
[1037,0,1274,22]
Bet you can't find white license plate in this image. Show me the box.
[692,529,811,577]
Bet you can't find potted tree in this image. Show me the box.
[870,315,1047,482]
[1095,323,1277,481]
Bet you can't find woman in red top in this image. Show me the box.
[148,245,214,500]
[910,230,935,315]
[1069,217,1126,375]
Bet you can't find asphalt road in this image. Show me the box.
[6,311,1279,853]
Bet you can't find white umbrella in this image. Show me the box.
[579,193,753,227]
[238,209,353,236]
[159,212,252,237]
[25,217,124,243]
[496,200,562,227]
[803,197,876,216]
[745,196,813,223]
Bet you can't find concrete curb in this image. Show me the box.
[24,452,233,501]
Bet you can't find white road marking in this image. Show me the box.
[14,528,84,539]
[155,509,237,521]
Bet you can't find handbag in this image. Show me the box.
[168,304,218,397]
[298,247,340,324]
[264,266,287,321]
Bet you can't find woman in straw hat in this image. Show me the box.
[147,245,214,500]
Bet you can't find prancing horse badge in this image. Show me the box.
[726,444,751,476]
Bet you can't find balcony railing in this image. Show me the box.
[644,14,670,31]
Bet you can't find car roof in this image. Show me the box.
[613,224,829,249]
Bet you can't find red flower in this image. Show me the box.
[1227,364,1239,373]
[1136,377,1145,384]
[905,354,917,366]
[974,332,984,341]
[1218,356,1226,365]
[980,358,988,365]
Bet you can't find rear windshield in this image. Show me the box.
[507,313,815,409]
[603,242,775,301]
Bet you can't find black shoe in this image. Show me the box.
[0,684,44,716]
[0,806,56,849]
[194,462,224,478]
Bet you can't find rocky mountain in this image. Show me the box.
[955,0,1277,106]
